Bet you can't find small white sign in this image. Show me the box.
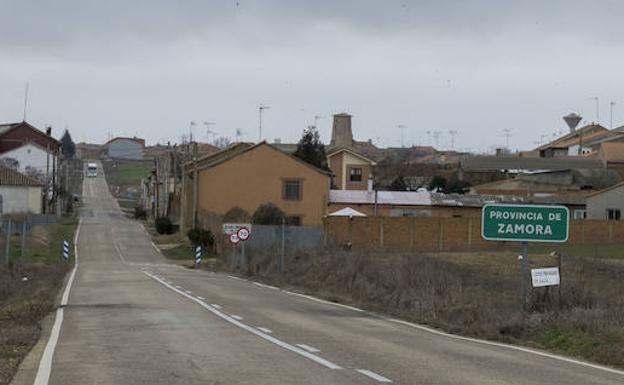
[531,267,560,287]
[229,233,240,244]
[223,223,252,235]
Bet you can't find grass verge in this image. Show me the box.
[239,245,624,368]
[0,215,78,385]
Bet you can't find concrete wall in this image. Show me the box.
[587,184,624,219]
[108,139,143,160]
[195,144,330,227]
[325,217,624,252]
[0,186,42,214]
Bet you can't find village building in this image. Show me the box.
[586,181,624,220]
[0,164,43,214]
[106,137,145,160]
[0,121,60,181]
[183,142,331,228]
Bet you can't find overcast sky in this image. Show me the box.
[1,1,623,152]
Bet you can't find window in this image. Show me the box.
[573,210,586,219]
[607,209,621,220]
[286,216,302,226]
[282,179,301,201]
[349,168,362,182]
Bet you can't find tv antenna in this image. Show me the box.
[188,121,197,142]
[397,124,406,147]
[313,115,324,129]
[590,96,599,123]
[203,122,216,142]
[502,129,512,149]
[235,128,244,142]
[610,101,616,129]
[449,130,458,149]
[432,130,442,149]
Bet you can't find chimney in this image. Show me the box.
[367,174,374,191]
[45,125,52,136]
[330,113,353,148]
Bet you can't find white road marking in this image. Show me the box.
[230,314,243,320]
[227,275,245,281]
[256,327,272,334]
[185,290,192,294]
[144,272,342,370]
[34,218,82,385]
[150,241,161,254]
[197,296,205,300]
[211,303,222,309]
[356,369,392,383]
[284,291,364,313]
[175,285,182,289]
[296,344,320,353]
[253,282,279,290]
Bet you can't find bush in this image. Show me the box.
[134,206,147,220]
[187,228,215,249]
[155,216,174,234]
[223,207,250,223]
[252,203,285,225]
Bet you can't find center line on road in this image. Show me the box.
[296,344,320,353]
[211,303,222,309]
[230,314,243,320]
[185,290,192,294]
[256,327,272,334]
[197,296,205,300]
[356,369,392,383]
[144,271,342,370]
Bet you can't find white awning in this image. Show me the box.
[328,207,367,217]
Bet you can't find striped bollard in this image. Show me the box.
[62,240,70,261]
[195,245,202,266]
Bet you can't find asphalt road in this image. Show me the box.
[11,164,624,385]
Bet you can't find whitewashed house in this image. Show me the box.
[0,165,43,214]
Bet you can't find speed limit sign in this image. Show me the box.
[237,227,251,241]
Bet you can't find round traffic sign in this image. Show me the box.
[229,233,240,244]
[237,227,250,241]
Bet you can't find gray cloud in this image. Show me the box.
[1,1,623,151]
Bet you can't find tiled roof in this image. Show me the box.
[0,165,43,186]
[536,124,609,151]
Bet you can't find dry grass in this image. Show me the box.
[0,216,77,385]
[241,248,624,368]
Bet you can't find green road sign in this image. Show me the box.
[482,204,569,242]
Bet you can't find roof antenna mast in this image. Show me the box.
[23,83,29,122]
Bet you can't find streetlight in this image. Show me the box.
[258,105,270,142]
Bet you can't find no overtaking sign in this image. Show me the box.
[482,204,569,243]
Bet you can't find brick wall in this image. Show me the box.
[324,217,624,251]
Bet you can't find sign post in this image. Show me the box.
[481,204,569,310]
[62,240,70,262]
[223,224,252,270]
[194,245,202,266]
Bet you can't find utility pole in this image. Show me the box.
[397,124,406,147]
[189,121,196,143]
[235,128,243,142]
[591,96,600,124]
[258,105,270,142]
[610,101,616,129]
[432,130,442,149]
[449,130,458,149]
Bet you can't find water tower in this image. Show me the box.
[563,113,582,133]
